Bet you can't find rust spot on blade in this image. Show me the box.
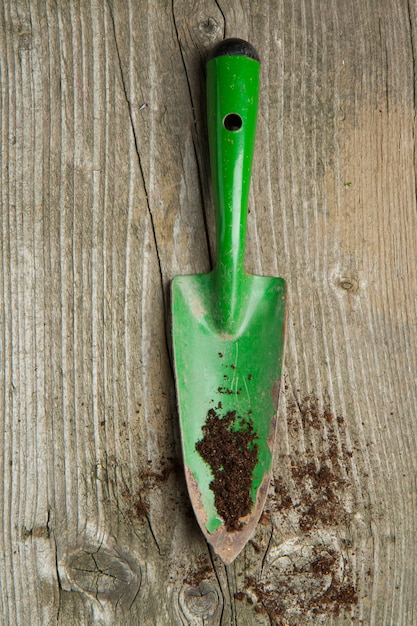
[268,412,278,450]
[272,378,282,410]
[184,464,209,528]
[190,296,205,318]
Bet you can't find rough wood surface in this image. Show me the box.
[1,1,417,624]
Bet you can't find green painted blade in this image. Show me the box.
[172,39,287,564]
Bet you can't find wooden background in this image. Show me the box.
[1,1,417,624]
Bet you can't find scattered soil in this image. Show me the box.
[183,555,213,587]
[237,392,359,621]
[249,575,358,621]
[123,492,149,520]
[313,583,358,615]
[217,386,242,395]
[195,408,258,531]
[295,462,348,532]
[273,477,293,511]
[121,457,181,522]
[140,459,180,485]
[270,393,353,533]
[310,553,337,576]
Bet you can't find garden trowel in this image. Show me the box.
[172,38,286,564]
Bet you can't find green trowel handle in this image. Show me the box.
[206,39,260,328]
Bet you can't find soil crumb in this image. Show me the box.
[196,409,258,531]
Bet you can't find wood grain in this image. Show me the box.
[0,1,416,624]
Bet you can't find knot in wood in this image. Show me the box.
[198,16,221,41]
[179,581,220,619]
[63,545,141,606]
[266,536,343,593]
[337,275,359,293]
[248,533,359,618]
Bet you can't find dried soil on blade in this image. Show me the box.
[196,409,258,531]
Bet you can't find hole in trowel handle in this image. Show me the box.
[223,113,242,131]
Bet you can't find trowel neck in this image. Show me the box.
[213,147,248,281]
[206,52,260,328]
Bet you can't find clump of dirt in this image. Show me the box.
[195,409,258,531]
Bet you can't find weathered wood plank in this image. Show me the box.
[0,1,416,624]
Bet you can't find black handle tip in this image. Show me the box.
[208,38,260,63]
